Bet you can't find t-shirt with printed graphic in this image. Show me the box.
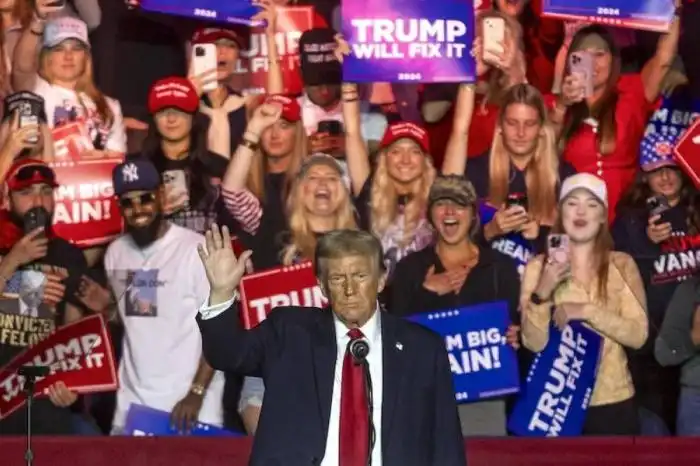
[467,152,577,276]
[33,76,126,158]
[105,223,225,430]
[355,176,434,278]
[0,237,90,434]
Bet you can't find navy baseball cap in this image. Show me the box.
[112,158,160,197]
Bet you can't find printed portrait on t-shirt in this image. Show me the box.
[124,269,162,317]
[0,270,56,349]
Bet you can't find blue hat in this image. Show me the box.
[640,131,678,172]
[112,158,161,196]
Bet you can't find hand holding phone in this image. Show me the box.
[547,234,570,265]
[191,44,218,93]
[568,51,593,98]
[482,17,505,67]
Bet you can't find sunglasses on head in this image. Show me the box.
[14,165,55,183]
[118,192,156,209]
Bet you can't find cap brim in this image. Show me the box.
[642,159,677,172]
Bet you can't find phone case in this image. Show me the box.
[483,17,505,65]
[192,44,217,93]
[547,235,570,264]
[569,51,594,98]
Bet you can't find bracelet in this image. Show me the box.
[241,138,260,151]
[243,131,260,142]
[343,98,359,103]
[30,28,43,36]
[190,384,207,397]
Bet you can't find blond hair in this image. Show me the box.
[488,84,560,223]
[39,50,114,127]
[246,120,308,203]
[280,173,358,265]
[370,150,435,246]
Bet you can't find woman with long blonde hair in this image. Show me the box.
[220,96,310,269]
[11,1,125,159]
[444,82,575,274]
[521,173,648,435]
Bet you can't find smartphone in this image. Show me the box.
[482,17,505,66]
[23,207,49,236]
[569,51,594,98]
[191,44,218,93]
[317,120,343,136]
[18,101,39,144]
[506,192,528,210]
[547,234,570,265]
[647,195,670,223]
[47,0,66,7]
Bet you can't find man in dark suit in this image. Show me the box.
[196,225,465,466]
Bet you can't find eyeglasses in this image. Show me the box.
[14,165,55,184]
[118,192,156,209]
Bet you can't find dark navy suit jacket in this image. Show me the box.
[196,303,466,466]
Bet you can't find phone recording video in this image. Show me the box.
[317,120,343,136]
[647,195,670,223]
[547,234,570,265]
[569,51,593,98]
[506,193,528,210]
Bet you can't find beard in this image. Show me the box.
[127,214,164,248]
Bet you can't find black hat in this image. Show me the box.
[298,28,342,86]
[3,91,47,124]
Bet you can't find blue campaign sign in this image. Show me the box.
[507,322,602,437]
[479,202,532,277]
[646,90,700,139]
[123,404,245,437]
[140,0,262,26]
[408,301,520,403]
[543,0,675,32]
[342,0,475,83]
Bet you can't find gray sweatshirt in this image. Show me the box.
[655,278,700,388]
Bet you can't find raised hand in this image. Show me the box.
[198,224,252,304]
[251,0,278,34]
[334,34,351,63]
[35,0,66,19]
[248,103,283,135]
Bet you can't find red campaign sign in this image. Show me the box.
[51,122,93,162]
[230,6,317,96]
[239,261,327,329]
[674,119,700,189]
[0,314,118,420]
[51,158,124,248]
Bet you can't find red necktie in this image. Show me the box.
[339,328,369,466]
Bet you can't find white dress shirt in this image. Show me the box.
[199,298,384,466]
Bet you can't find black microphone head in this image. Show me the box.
[349,338,370,362]
[18,365,50,378]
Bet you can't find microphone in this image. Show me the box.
[18,365,50,379]
[349,338,370,364]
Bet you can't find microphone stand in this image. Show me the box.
[19,365,49,466]
[361,360,375,466]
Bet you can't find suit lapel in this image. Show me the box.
[380,314,407,451]
[312,307,337,437]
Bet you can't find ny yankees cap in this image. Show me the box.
[112,157,161,197]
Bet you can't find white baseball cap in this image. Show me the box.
[43,17,90,49]
[559,173,608,208]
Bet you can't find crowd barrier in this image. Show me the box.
[1,436,700,465]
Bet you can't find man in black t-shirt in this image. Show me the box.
[0,159,101,435]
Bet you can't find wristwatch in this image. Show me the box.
[530,292,548,305]
[190,384,207,397]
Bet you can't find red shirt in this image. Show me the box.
[561,74,658,223]
[523,0,564,94]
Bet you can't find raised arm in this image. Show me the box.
[12,1,62,91]
[519,256,552,352]
[641,4,681,103]
[441,84,475,175]
[335,36,371,196]
[256,1,284,95]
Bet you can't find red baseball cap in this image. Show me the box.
[263,94,301,122]
[6,158,58,192]
[148,76,200,115]
[191,27,243,48]
[379,122,430,153]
